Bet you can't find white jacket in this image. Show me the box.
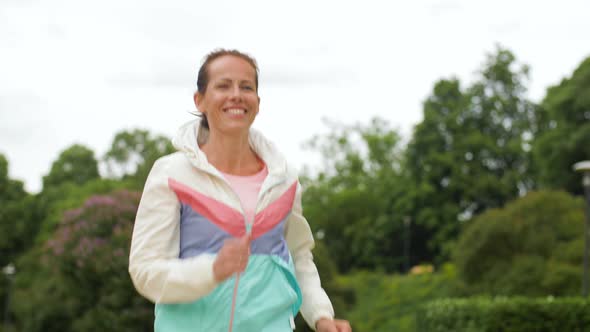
[128,120,334,330]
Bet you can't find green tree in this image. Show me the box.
[103,129,175,188]
[42,144,100,189]
[12,190,152,332]
[302,118,427,272]
[405,47,538,261]
[0,154,27,202]
[0,153,35,268]
[533,56,590,195]
[0,154,32,330]
[453,190,584,296]
[6,177,131,331]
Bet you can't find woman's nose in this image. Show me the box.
[230,85,242,99]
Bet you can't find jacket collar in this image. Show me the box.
[172,120,288,179]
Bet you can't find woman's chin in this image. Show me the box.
[213,123,253,136]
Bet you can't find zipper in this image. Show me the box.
[227,175,285,332]
[196,167,248,332]
[197,164,287,332]
[227,176,286,332]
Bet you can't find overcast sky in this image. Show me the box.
[1,0,589,193]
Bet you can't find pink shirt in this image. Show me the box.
[221,165,268,225]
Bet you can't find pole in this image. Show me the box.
[2,264,15,331]
[403,217,411,273]
[3,275,13,331]
[583,174,590,297]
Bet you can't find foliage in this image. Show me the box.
[418,297,590,332]
[42,144,100,190]
[334,265,457,332]
[34,178,131,243]
[0,154,30,266]
[533,56,590,195]
[301,118,429,272]
[294,240,355,332]
[0,154,27,202]
[454,190,584,296]
[0,154,31,330]
[103,129,175,188]
[405,47,539,261]
[11,190,152,332]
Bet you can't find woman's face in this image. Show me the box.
[195,55,260,136]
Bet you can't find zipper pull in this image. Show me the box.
[290,315,295,330]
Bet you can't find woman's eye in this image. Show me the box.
[241,86,254,91]
[216,84,229,89]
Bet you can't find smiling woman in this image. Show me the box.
[194,50,260,132]
[128,49,351,332]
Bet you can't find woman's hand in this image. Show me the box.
[316,318,352,332]
[212,234,251,282]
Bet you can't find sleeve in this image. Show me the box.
[128,157,219,303]
[285,181,335,330]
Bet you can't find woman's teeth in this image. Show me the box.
[227,109,245,115]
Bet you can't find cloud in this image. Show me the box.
[0,92,47,146]
[106,56,196,88]
[262,66,358,87]
[491,21,522,35]
[429,1,463,15]
[107,69,192,88]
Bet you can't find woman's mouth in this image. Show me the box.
[225,108,246,115]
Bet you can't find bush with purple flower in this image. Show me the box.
[44,190,152,331]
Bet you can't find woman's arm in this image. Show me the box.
[285,182,335,329]
[128,157,218,303]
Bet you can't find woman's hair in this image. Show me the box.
[195,49,259,129]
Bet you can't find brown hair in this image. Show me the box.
[195,49,259,129]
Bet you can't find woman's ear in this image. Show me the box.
[194,92,203,112]
[256,96,261,115]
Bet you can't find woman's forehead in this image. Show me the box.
[208,55,256,80]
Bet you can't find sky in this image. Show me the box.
[1,0,589,193]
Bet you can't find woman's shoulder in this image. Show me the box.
[250,130,300,181]
[151,151,193,173]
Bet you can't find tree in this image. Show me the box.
[12,190,153,332]
[453,190,584,296]
[0,153,34,266]
[301,118,428,272]
[0,154,32,329]
[103,129,175,188]
[42,144,100,189]
[405,47,538,261]
[0,154,27,202]
[533,56,590,195]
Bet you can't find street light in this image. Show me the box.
[2,263,15,331]
[574,161,590,297]
[403,216,412,273]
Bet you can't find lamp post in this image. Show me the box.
[2,263,15,331]
[403,216,412,273]
[574,161,590,297]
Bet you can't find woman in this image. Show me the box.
[129,49,351,332]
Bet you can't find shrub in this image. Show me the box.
[337,264,458,332]
[12,190,152,332]
[418,297,590,332]
[454,190,585,296]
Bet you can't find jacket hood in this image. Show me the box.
[172,119,288,177]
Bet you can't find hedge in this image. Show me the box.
[417,297,590,332]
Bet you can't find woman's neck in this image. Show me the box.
[200,130,261,175]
